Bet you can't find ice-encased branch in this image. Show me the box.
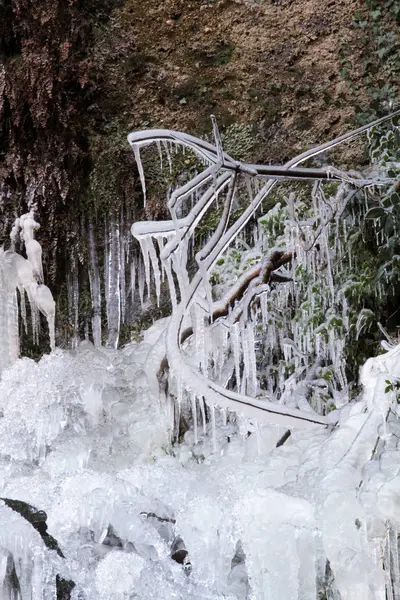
[128,109,400,429]
[180,248,293,344]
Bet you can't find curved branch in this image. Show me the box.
[180,249,293,343]
[130,109,400,430]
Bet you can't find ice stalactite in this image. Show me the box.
[88,222,102,347]
[120,215,127,324]
[106,215,121,349]
[0,252,20,370]
[104,219,109,312]
[72,260,79,349]
[139,236,152,302]
[138,257,145,310]
[129,258,136,307]
[133,144,147,206]
[147,237,162,305]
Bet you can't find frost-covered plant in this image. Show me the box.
[128,110,400,429]
[4,113,400,600]
[205,118,400,407]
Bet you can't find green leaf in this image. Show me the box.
[365,206,386,219]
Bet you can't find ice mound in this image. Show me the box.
[0,325,399,598]
[95,552,145,599]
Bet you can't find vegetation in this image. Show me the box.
[340,0,400,121]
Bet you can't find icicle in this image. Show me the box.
[120,218,126,323]
[138,257,145,309]
[246,321,257,397]
[18,285,27,333]
[34,284,55,351]
[157,236,166,283]
[7,289,19,364]
[202,312,210,379]
[156,140,163,170]
[162,140,173,173]
[139,237,152,300]
[129,259,136,305]
[191,393,198,445]
[73,261,79,348]
[105,215,121,349]
[147,237,161,305]
[133,145,147,205]
[67,269,73,347]
[104,218,109,305]
[239,320,249,396]
[88,221,102,346]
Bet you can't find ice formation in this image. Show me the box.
[127,113,397,430]
[1,112,400,599]
[0,211,55,373]
[0,328,399,599]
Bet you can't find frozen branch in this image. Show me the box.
[129,109,400,430]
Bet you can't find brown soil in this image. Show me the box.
[110,0,366,165]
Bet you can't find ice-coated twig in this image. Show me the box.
[127,109,400,184]
[211,115,224,165]
[129,109,400,429]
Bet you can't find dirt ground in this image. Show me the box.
[111,0,367,165]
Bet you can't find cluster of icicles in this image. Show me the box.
[69,214,134,351]
[0,210,55,374]
[128,128,360,431]
[70,210,160,352]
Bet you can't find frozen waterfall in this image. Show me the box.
[1,113,400,599]
[0,320,400,599]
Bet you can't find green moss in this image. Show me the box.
[221,123,257,161]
